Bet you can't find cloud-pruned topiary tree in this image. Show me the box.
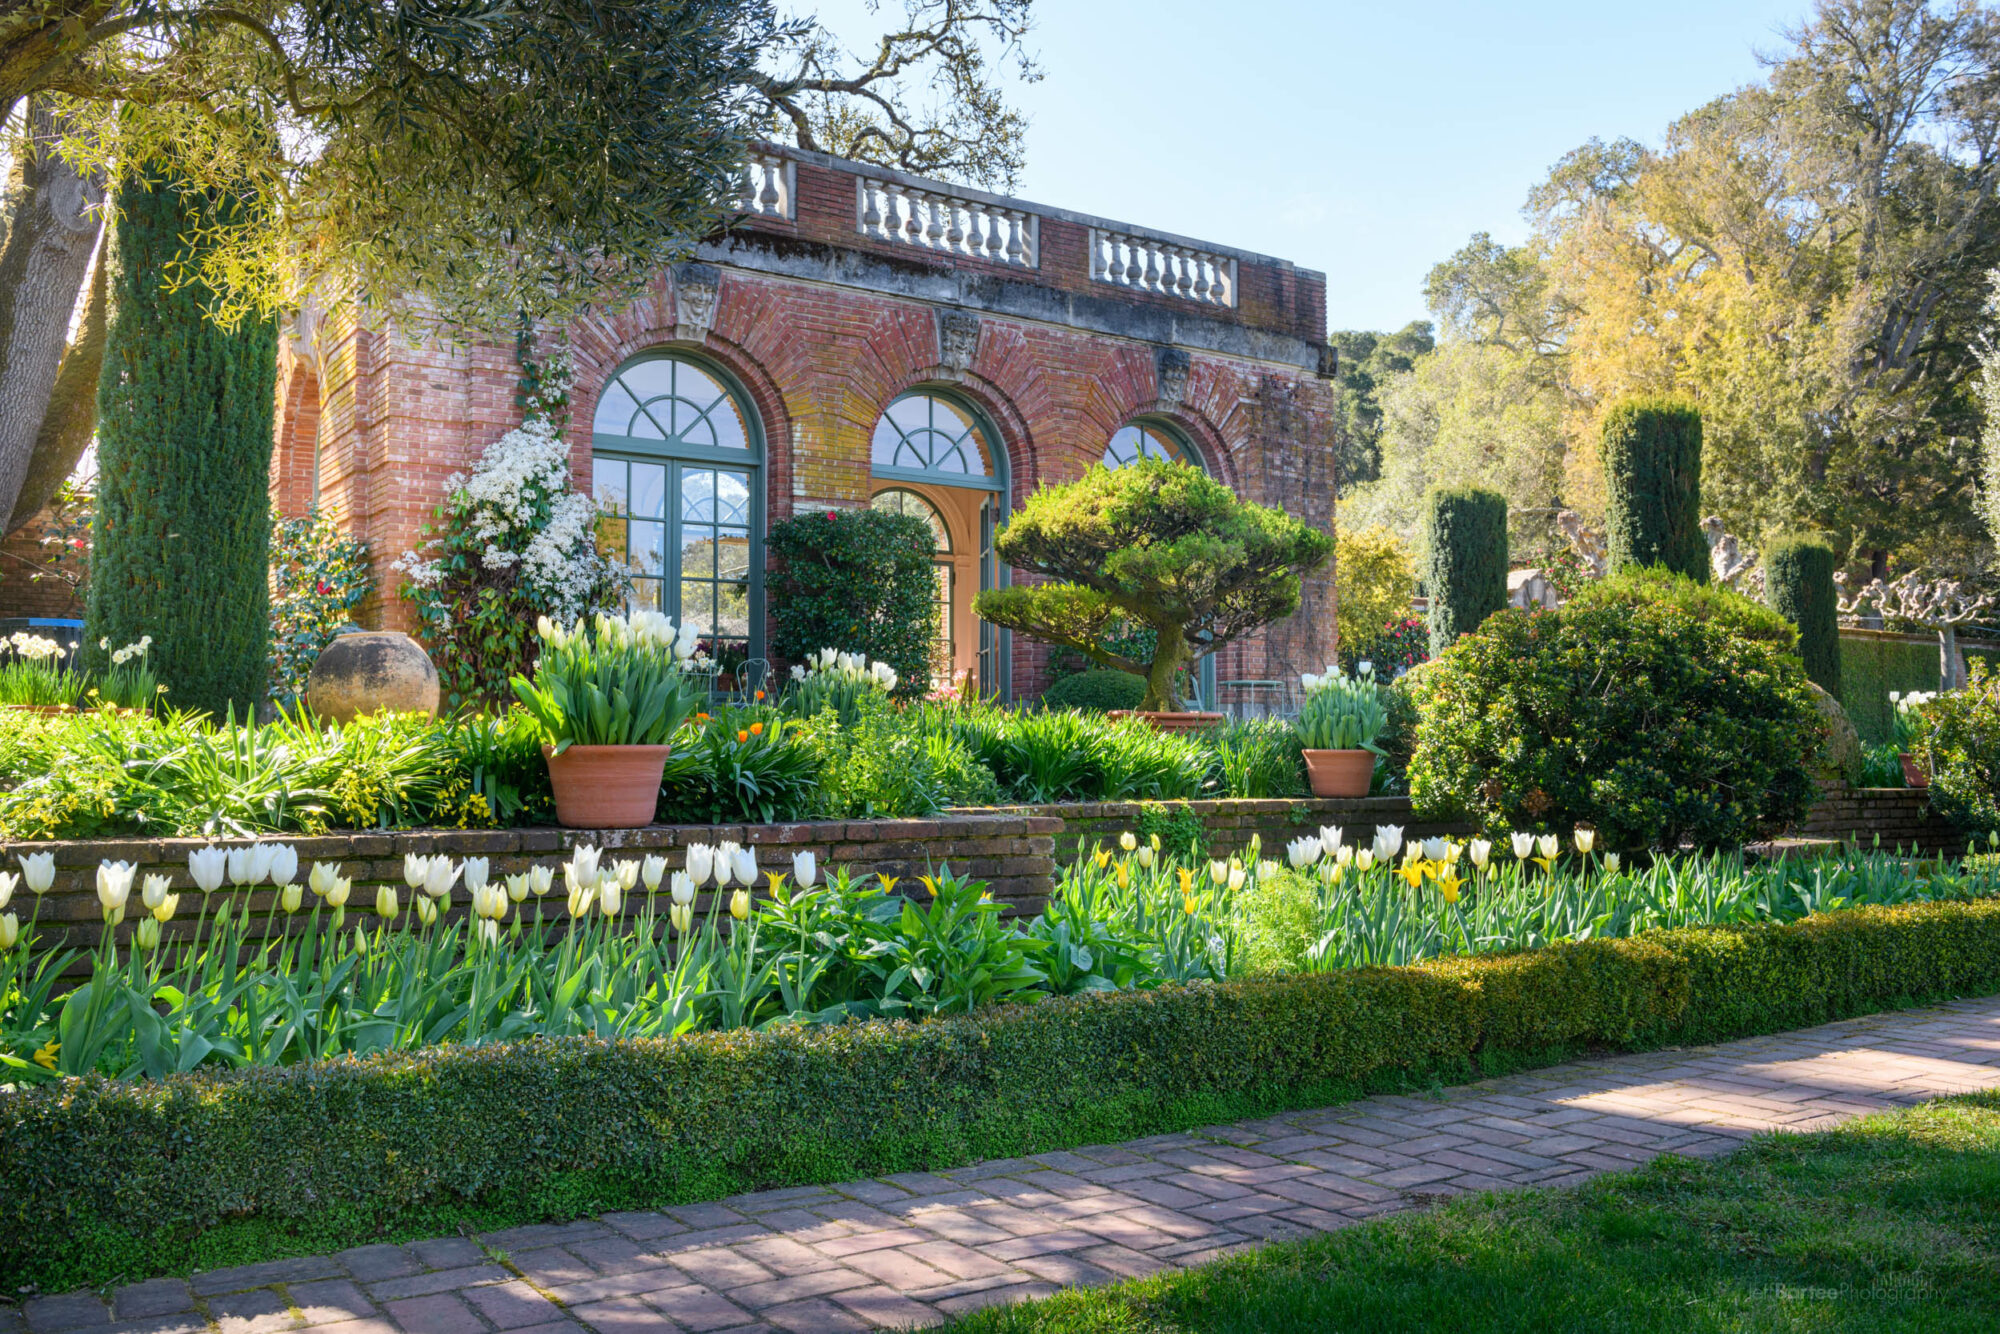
[973,460,1333,713]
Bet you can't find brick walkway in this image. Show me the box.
[12,996,2000,1334]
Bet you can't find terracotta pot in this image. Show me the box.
[1898,752,1931,789]
[542,743,671,828]
[2,704,73,715]
[1303,748,1376,797]
[1106,710,1226,733]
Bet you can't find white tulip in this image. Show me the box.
[1209,860,1229,886]
[268,845,299,888]
[1355,848,1376,871]
[670,871,696,906]
[0,912,17,949]
[1468,839,1493,871]
[463,857,490,894]
[247,843,277,884]
[670,902,693,933]
[376,886,400,920]
[599,881,623,916]
[0,871,16,911]
[642,855,668,890]
[96,860,136,921]
[1421,836,1450,863]
[568,883,596,918]
[403,853,431,888]
[18,851,53,895]
[569,844,602,888]
[505,872,531,903]
[1119,831,1138,852]
[414,893,438,926]
[141,873,171,911]
[1536,834,1559,860]
[686,842,714,887]
[1286,836,1321,869]
[425,858,460,902]
[1573,827,1596,855]
[280,883,304,913]
[614,859,640,892]
[1604,852,1623,874]
[1511,832,1534,860]
[184,847,224,893]
[1335,844,1355,867]
[731,846,757,887]
[1227,866,1247,892]
[226,846,255,886]
[793,850,818,888]
[1319,826,1344,855]
[309,862,340,896]
[711,852,734,889]
[1137,845,1155,868]
[1374,825,1404,860]
[529,865,554,897]
[477,918,499,946]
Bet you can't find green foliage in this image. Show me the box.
[267,507,372,701]
[1569,566,1797,648]
[1297,666,1388,751]
[805,697,1001,818]
[975,460,1334,711]
[778,649,900,726]
[1903,664,2000,835]
[1204,719,1306,800]
[1832,634,2000,744]
[1327,322,1436,487]
[1599,397,1707,580]
[1764,535,1842,696]
[1419,485,1508,655]
[9,895,2000,1293]
[1409,593,1823,851]
[87,168,278,716]
[768,508,938,699]
[659,708,825,825]
[945,708,1210,804]
[1040,669,1146,712]
[1334,525,1417,652]
[511,613,702,750]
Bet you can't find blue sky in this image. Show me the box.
[809,0,1810,331]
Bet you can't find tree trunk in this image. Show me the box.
[1141,634,1189,712]
[1940,624,1964,691]
[0,96,103,535]
[8,248,105,532]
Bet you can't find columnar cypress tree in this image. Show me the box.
[1421,485,1509,656]
[1600,397,1707,580]
[1765,535,1842,697]
[88,171,277,716]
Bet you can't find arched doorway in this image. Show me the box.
[868,390,1010,699]
[589,352,764,679]
[1101,416,1215,708]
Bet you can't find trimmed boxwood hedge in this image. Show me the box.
[5,899,2000,1292]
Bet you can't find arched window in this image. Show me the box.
[1103,421,1196,470]
[870,392,1002,491]
[591,353,761,671]
[871,488,954,671]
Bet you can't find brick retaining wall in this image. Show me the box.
[3,797,1440,953]
[1793,779,1964,853]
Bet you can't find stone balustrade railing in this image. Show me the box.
[1088,227,1238,307]
[853,175,1039,268]
[741,150,796,219]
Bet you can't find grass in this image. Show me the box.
[946,1091,2000,1333]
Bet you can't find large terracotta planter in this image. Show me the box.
[2,704,72,715]
[543,744,671,828]
[1106,710,1225,733]
[1303,748,1375,797]
[1898,752,1931,789]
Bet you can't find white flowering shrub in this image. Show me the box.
[397,344,627,710]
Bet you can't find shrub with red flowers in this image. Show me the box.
[1342,616,1429,677]
[268,506,372,700]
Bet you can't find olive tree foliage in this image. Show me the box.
[0,0,1041,537]
[973,461,1335,713]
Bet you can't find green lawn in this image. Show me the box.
[946,1092,2000,1333]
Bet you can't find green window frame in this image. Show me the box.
[590,353,764,676]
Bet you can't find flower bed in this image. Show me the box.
[5,896,2000,1293]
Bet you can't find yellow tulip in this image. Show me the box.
[1176,867,1193,894]
[730,888,750,920]
[1093,849,1111,870]
[1438,873,1463,904]
[1115,862,1130,890]
[1396,863,1426,890]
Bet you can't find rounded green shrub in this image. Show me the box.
[1765,535,1842,697]
[1409,584,1823,852]
[1420,485,1508,656]
[1903,661,2000,836]
[768,508,938,698]
[1600,397,1707,580]
[1041,669,1147,712]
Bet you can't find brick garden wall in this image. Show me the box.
[1793,779,1965,854]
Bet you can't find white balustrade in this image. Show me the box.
[853,177,1038,268]
[742,152,795,219]
[1088,228,1237,307]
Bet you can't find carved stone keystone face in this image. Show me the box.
[673,263,722,334]
[1155,346,1191,406]
[937,309,981,373]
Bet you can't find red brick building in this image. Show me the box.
[273,146,1339,704]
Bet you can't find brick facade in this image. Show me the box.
[279,146,1341,700]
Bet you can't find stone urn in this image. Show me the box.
[306,630,440,723]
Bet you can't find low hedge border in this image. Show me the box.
[5,898,2000,1292]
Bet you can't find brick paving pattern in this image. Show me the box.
[10,996,1999,1334]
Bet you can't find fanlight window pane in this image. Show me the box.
[870,488,951,552]
[1103,424,1186,470]
[593,357,750,452]
[871,394,990,478]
